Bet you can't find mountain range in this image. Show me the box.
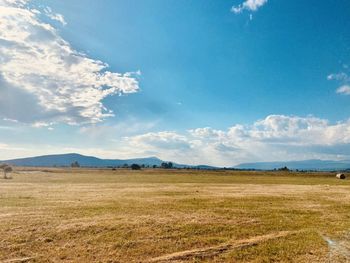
[1,153,350,171]
[234,159,350,171]
[1,153,167,168]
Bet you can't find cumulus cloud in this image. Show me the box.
[232,0,268,14]
[336,85,350,95]
[0,0,139,125]
[121,115,350,166]
[2,114,349,166]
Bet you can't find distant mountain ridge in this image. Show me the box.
[1,153,168,167]
[2,154,350,171]
[234,159,350,171]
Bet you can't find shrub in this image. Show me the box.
[131,164,141,170]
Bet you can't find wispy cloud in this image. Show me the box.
[3,118,18,123]
[327,72,350,82]
[0,0,140,125]
[328,64,350,96]
[43,6,67,26]
[231,0,268,14]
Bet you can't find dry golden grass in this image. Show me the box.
[0,168,349,262]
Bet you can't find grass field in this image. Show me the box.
[0,168,349,262]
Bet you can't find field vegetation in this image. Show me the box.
[0,168,349,262]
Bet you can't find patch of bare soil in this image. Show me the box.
[322,234,350,263]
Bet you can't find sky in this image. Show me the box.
[0,0,350,166]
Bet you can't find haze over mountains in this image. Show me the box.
[235,160,350,171]
[1,153,350,171]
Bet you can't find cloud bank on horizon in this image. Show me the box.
[0,0,139,126]
[2,114,350,166]
[120,115,350,166]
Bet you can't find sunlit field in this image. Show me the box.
[0,168,350,262]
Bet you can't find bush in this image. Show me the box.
[71,161,80,168]
[278,166,290,171]
[161,162,173,169]
[131,164,141,170]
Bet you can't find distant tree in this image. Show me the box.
[152,165,158,169]
[71,161,80,168]
[0,164,13,179]
[4,166,12,179]
[122,163,129,168]
[278,166,289,171]
[161,162,173,169]
[131,164,141,170]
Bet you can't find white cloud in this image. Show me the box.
[327,67,350,95]
[78,119,158,139]
[44,7,67,26]
[336,85,350,95]
[1,115,349,165]
[3,117,18,123]
[232,0,268,14]
[0,142,122,160]
[0,142,26,152]
[0,0,27,7]
[126,131,191,151]
[0,0,139,125]
[118,115,350,166]
[327,72,349,82]
[32,121,53,128]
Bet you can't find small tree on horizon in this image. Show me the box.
[278,166,289,171]
[0,164,13,179]
[131,164,141,170]
[161,162,173,169]
[71,161,80,168]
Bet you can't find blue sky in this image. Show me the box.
[0,0,350,166]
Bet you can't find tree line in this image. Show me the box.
[70,161,174,170]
